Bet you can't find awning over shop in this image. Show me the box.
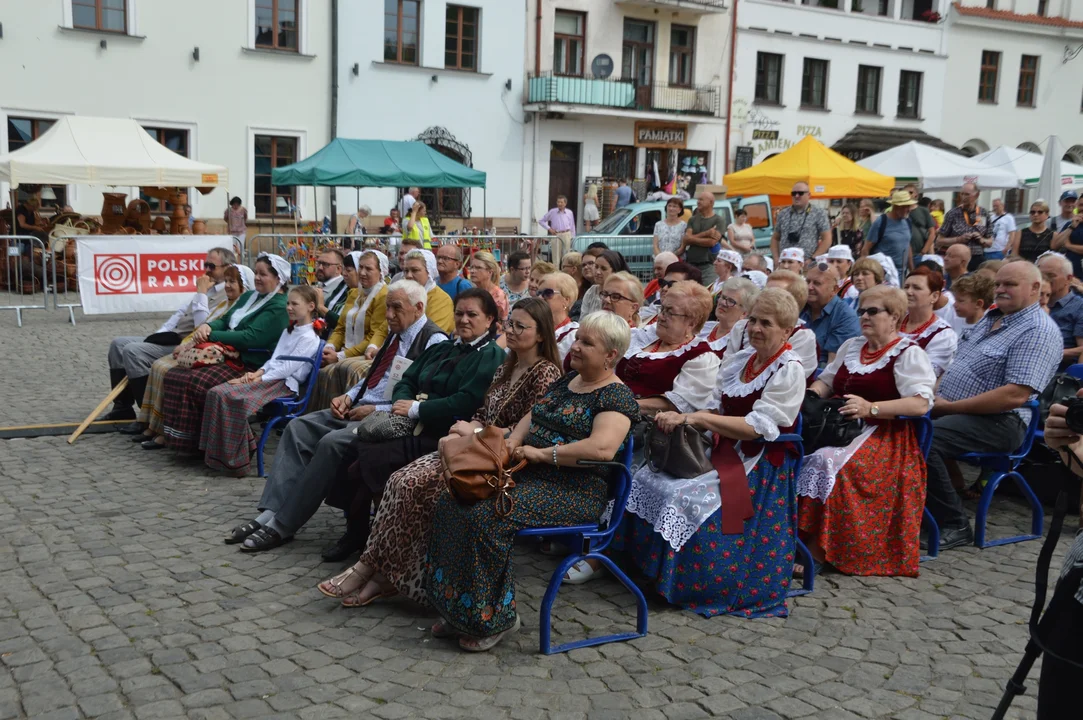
[271,138,486,188]
[723,135,894,205]
[0,115,228,188]
[831,125,961,162]
[857,141,1020,190]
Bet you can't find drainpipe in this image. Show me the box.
[723,0,739,176]
[329,0,339,233]
[534,0,542,76]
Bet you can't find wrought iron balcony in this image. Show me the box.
[526,72,722,117]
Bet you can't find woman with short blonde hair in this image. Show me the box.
[722,270,817,379]
[528,261,556,297]
[540,272,580,362]
[662,279,713,332]
[466,251,509,321]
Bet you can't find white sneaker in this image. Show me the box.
[563,559,606,585]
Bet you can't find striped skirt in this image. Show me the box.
[309,356,373,412]
[137,354,179,435]
[161,364,245,451]
[199,379,293,476]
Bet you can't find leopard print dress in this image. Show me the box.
[358,359,563,604]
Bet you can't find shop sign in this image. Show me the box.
[752,129,778,140]
[635,121,688,149]
[734,146,755,171]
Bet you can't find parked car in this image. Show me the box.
[571,195,773,280]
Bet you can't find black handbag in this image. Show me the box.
[1040,373,1083,426]
[143,331,182,346]
[801,390,865,453]
[646,420,713,479]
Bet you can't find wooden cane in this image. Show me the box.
[67,378,128,444]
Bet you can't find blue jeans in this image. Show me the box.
[983,251,1005,261]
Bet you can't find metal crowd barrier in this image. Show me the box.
[0,235,49,327]
[571,234,656,283]
[50,245,81,326]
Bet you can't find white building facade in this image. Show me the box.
[0,0,331,232]
[731,0,948,168]
[522,0,732,234]
[337,0,526,231]
[939,0,1083,165]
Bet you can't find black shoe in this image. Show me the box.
[321,533,363,563]
[141,440,165,451]
[101,407,137,422]
[132,433,152,443]
[118,421,145,435]
[224,520,263,545]
[239,528,293,553]
[938,525,975,551]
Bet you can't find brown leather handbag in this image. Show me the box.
[440,426,527,517]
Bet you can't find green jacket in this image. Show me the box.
[208,290,289,368]
[392,337,505,438]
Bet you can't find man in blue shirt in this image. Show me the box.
[799,264,861,365]
[613,178,633,211]
[862,190,914,278]
[434,244,473,300]
[1038,252,1083,369]
[926,261,1062,551]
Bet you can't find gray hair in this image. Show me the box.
[578,310,632,359]
[212,247,237,265]
[1038,252,1073,277]
[358,205,372,215]
[387,279,427,310]
[721,276,761,312]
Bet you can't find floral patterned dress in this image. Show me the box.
[424,374,640,637]
[358,360,562,604]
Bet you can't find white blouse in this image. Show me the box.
[722,317,818,379]
[713,346,805,439]
[555,322,579,363]
[260,324,322,393]
[623,326,721,414]
[901,316,958,378]
[817,336,936,409]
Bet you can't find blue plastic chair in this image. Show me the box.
[255,340,327,477]
[776,416,814,599]
[957,399,1043,548]
[900,414,939,561]
[1066,364,1083,381]
[516,441,648,655]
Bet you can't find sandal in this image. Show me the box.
[563,559,605,585]
[224,520,262,545]
[239,528,293,552]
[458,614,521,653]
[431,619,457,639]
[341,581,398,608]
[317,565,372,599]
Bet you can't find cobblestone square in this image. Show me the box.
[0,307,1072,719]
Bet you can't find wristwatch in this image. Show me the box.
[870,404,880,417]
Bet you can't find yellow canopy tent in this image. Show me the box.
[724,135,894,207]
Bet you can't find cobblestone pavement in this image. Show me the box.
[0,308,1075,719]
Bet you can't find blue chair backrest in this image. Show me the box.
[899,414,933,459]
[600,440,636,534]
[1066,364,1083,382]
[1012,399,1042,462]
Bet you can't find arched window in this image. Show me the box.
[960,138,989,157]
[412,127,472,225]
[1017,141,1041,154]
[1064,145,1083,165]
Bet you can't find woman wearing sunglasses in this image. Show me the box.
[797,285,936,578]
[537,271,579,363]
[1010,200,1054,261]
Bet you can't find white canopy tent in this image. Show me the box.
[0,115,228,188]
[973,145,1083,191]
[857,141,1019,191]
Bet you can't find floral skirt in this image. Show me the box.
[614,453,798,619]
[798,422,925,577]
[161,364,245,451]
[424,467,607,638]
[199,379,293,475]
[309,357,373,412]
[137,354,179,434]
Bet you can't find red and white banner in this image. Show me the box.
[76,236,234,315]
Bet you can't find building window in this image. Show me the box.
[72,0,126,33]
[985,0,995,7]
[1037,0,1048,15]
[553,11,585,77]
[142,127,190,213]
[254,135,297,217]
[897,70,922,118]
[621,20,655,88]
[1017,55,1038,107]
[800,58,828,109]
[669,25,695,87]
[384,0,420,65]
[7,117,67,208]
[855,65,882,114]
[978,50,1000,103]
[755,52,783,104]
[255,0,298,51]
[445,5,478,71]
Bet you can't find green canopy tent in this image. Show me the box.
[271,138,487,230]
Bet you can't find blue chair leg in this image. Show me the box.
[788,539,815,598]
[256,416,282,478]
[536,552,648,655]
[974,470,1043,548]
[921,507,939,561]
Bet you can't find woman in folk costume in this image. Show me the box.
[899,266,957,378]
[617,289,805,617]
[311,250,389,410]
[698,276,758,364]
[797,285,936,578]
[705,250,742,311]
[723,270,819,380]
[160,253,291,452]
[537,271,579,364]
[137,264,253,450]
[200,286,323,477]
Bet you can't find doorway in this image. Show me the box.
[548,141,581,220]
[622,20,655,111]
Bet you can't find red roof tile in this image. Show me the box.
[952,2,1083,30]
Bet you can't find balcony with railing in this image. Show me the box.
[614,0,728,13]
[526,72,722,117]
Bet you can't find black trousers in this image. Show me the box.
[1037,580,1083,718]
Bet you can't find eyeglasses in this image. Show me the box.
[659,306,691,321]
[658,278,677,289]
[600,290,633,304]
[538,288,557,299]
[505,320,536,335]
[856,306,888,317]
[717,296,739,309]
[316,260,341,268]
[436,255,458,263]
[203,262,217,271]
[1030,210,1048,215]
[791,190,809,197]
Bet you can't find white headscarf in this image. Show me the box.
[742,270,768,289]
[344,250,390,349]
[228,253,287,330]
[234,264,256,292]
[407,248,438,291]
[346,251,364,274]
[868,252,901,288]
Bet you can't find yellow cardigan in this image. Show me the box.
[426,285,455,333]
[328,285,390,357]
